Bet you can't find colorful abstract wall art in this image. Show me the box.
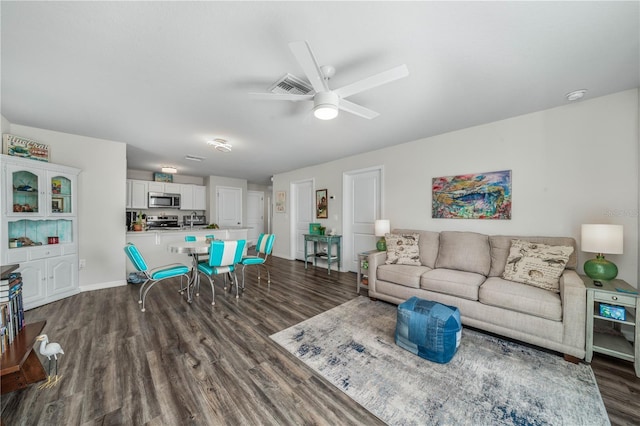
[432,170,512,219]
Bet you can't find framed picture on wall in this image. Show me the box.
[275,191,286,213]
[316,189,328,219]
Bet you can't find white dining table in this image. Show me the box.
[168,241,210,303]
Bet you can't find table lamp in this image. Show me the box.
[375,220,391,251]
[581,224,623,281]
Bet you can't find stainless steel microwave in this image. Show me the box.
[148,192,181,209]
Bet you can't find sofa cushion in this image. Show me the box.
[420,268,486,301]
[479,277,562,321]
[502,239,574,292]
[385,233,421,265]
[393,229,440,268]
[378,264,432,289]
[435,231,491,276]
[489,235,577,277]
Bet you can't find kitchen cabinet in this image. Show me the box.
[180,184,206,211]
[148,182,181,194]
[1,154,80,310]
[126,179,148,209]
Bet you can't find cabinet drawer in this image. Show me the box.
[29,246,62,260]
[593,291,635,306]
[62,244,77,255]
[7,248,28,263]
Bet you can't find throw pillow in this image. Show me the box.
[385,233,421,265]
[502,239,574,292]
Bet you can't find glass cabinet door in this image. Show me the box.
[10,167,42,215]
[50,175,72,214]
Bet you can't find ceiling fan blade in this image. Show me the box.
[289,41,329,93]
[335,64,409,99]
[339,99,380,120]
[249,93,314,102]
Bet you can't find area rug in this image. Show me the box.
[270,297,610,426]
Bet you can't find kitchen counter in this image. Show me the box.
[125,228,250,274]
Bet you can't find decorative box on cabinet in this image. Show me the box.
[1,154,81,310]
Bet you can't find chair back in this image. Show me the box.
[208,240,246,267]
[185,235,197,242]
[256,234,276,256]
[124,243,148,272]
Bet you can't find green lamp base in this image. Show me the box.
[584,254,618,281]
[376,237,387,251]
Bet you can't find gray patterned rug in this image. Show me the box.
[270,297,609,426]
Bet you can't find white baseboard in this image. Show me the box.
[80,280,127,292]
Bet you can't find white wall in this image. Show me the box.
[273,89,639,286]
[7,123,128,290]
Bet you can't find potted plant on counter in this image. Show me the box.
[132,212,144,231]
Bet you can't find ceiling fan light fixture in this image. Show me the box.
[207,138,232,153]
[161,166,177,174]
[313,91,339,120]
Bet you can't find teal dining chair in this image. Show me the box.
[197,239,246,302]
[240,233,275,290]
[124,243,190,312]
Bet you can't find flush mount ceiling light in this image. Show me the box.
[207,138,232,153]
[566,89,587,101]
[313,92,339,120]
[161,166,177,174]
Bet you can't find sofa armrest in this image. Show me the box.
[367,251,387,294]
[559,270,587,353]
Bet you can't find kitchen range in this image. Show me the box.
[146,215,181,229]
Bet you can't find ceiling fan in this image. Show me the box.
[250,41,409,120]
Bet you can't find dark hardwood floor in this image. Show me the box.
[2,255,639,425]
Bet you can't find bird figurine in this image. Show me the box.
[35,334,64,389]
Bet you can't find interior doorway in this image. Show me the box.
[291,179,314,261]
[216,186,242,227]
[247,190,264,246]
[343,166,383,272]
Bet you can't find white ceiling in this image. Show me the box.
[2,1,638,185]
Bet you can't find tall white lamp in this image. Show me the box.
[375,220,391,251]
[581,224,623,281]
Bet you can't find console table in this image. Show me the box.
[303,234,342,275]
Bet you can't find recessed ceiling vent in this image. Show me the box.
[269,73,313,95]
[185,155,205,162]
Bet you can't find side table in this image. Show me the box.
[356,250,378,294]
[303,234,342,275]
[584,276,639,378]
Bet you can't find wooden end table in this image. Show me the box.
[1,320,48,394]
[584,276,639,378]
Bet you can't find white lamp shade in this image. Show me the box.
[374,219,391,237]
[581,224,623,254]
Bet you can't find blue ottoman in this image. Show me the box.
[395,297,462,363]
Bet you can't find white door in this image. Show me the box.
[216,186,242,227]
[247,190,264,246]
[291,179,314,261]
[343,167,383,272]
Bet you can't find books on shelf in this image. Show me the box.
[0,272,25,354]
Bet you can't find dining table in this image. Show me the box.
[168,241,210,303]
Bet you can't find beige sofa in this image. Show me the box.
[368,230,586,359]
